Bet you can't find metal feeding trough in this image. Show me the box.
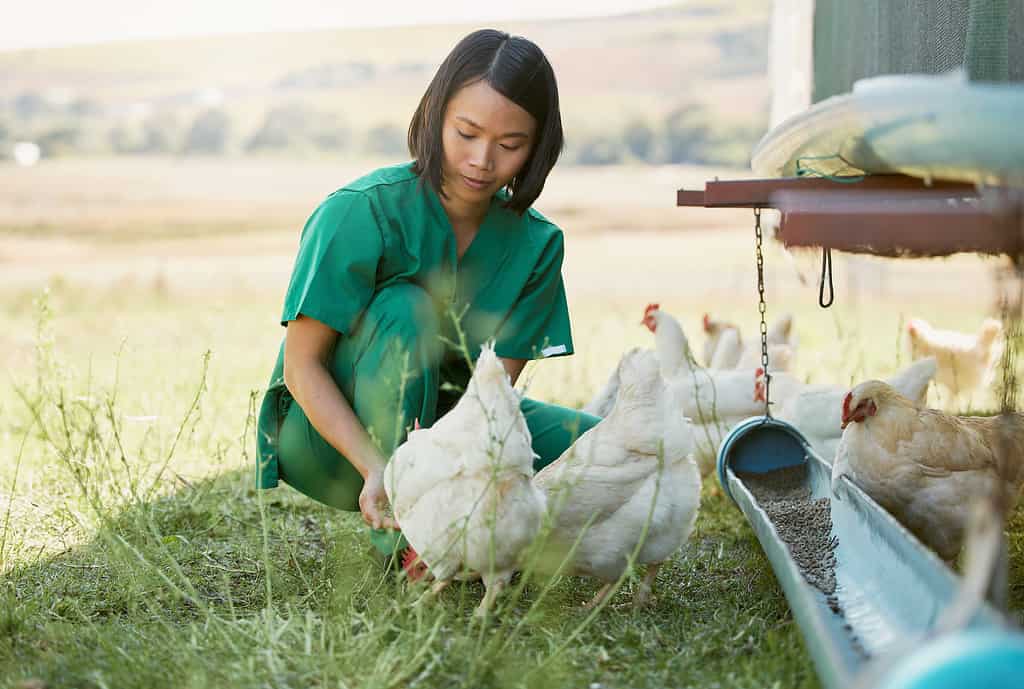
[716,416,1024,689]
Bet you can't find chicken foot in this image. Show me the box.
[582,563,662,611]
[413,579,450,608]
[582,583,615,611]
[474,575,509,618]
[633,562,662,608]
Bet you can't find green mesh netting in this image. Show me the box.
[812,0,1024,102]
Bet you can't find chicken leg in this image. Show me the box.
[633,562,662,608]
[474,575,510,618]
[413,579,450,608]
[583,582,615,611]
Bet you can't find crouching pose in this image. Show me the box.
[255,29,600,559]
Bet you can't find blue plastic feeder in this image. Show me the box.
[716,415,809,504]
[714,414,1024,689]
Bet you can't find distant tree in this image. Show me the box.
[0,119,9,160]
[108,111,179,154]
[246,107,298,151]
[13,91,48,120]
[310,128,349,152]
[662,104,713,164]
[69,98,103,118]
[182,108,230,154]
[141,112,182,153]
[246,105,349,153]
[573,135,624,165]
[109,125,139,153]
[363,123,407,157]
[622,118,656,161]
[37,125,82,157]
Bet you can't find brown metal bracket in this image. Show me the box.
[678,175,1023,258]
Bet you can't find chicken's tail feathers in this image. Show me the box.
[888,355,937,404]
[472,341,508,384]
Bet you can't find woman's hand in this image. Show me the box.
[285,315,400,532]
[359,469,399,530]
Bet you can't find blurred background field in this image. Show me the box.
[0,2,1019,688]
[0,1,768,167]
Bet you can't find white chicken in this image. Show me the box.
[702,312,798,371]
[533,347,701,608]
[583,303,699,418]
[702,314,742,370]
[383,342,545,615]
[906,317,1002,402]
[582,364,624,419]
[669,366,766,428]
[642,302,699,380]
[644,304,777,475]
[831,379,1024,561]
[584,304,775,477]
[766,357,938,462]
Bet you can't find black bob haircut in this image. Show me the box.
[408,29,563,214]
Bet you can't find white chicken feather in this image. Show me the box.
[534,348,701,608]
[384,342,545,615]
[770,357,938,462]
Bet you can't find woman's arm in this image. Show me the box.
[283,314,398,530]
[501,358,527,386]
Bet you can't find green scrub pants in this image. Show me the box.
[257,282,600,553]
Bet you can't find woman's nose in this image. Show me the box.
[470,142,494,171]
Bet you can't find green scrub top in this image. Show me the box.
[258,162,576,488]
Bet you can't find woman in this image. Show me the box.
[256,28,600,558]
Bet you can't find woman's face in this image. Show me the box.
[440,79,537,208]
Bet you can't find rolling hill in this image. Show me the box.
[0,1,769,161]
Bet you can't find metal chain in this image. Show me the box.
[754,208,771,417]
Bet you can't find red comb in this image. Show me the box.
[702,313,711,332]
[401,546,428,582]
[643,303,659,318]
[841,391,853,420]
[753,368,766,402]
[413,417,421,431]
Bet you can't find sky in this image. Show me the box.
[3,0,677,52]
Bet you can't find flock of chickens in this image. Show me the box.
[382,304,1017,615]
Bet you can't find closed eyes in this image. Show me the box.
[456,130,524,151]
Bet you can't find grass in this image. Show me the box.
[1,159,1021,688]
[0,293,814,688]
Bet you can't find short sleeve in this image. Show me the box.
[281,190,384,335]
[493,231,574,360]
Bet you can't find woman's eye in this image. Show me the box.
[457,131,474,140]
[500,144,522,152]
